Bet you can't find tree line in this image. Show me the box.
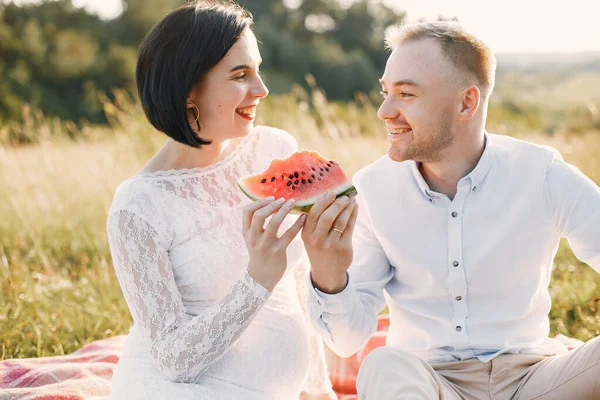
[0,0,404,125]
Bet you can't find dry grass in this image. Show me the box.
[1,85,599,359]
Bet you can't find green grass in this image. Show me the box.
[1,84,599,360]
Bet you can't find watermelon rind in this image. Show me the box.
[236,181,357,214]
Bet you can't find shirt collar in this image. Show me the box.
[466,132,493,190]
[410,160,434,201]
[410,131,493,200]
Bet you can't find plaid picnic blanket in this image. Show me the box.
[325,315,390,400]
[0,316,389,400]
[0,335,127,400]
[0,315,582,400]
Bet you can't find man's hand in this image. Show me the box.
[301,191,358,294]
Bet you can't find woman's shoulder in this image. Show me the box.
[108,176,168,221]
[252,125,298,158]
[106,176,181,243]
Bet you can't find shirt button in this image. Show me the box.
[455,296,462,301]
[453,261,459,267]
[472,186,477,191]
[456,326,462,332]
[451,212,458,218]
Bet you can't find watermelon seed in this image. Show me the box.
[294,180,299,184]
[301,179,306,184]
[308,179,312,183]
[325,167,330,172]
[320,168,324,171]
[292,186,296,190]
[294,172,299,178]
[320,172,323,177]
[270,177,276,182]
[301,171,306,175]
[261,179,266,183]
[288,174,294,179]
[287,181,292,186]
[311,174,316,179]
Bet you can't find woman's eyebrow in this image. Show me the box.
[229,60,262,73]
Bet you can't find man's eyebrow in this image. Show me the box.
[379,78,421,87]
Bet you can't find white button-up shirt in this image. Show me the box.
[308,133,600,363]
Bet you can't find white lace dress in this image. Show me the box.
[106,126,334,400]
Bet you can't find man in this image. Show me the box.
[300,21,600,399]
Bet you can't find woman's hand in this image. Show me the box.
[301,192,358,294]
[243,197,307,291]
[299,392,338,400]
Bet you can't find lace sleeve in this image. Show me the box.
[294,251,336,397]
[106,209,270,383]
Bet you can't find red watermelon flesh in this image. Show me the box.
[237,150,357,213]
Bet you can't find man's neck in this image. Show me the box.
[419,131,486,200]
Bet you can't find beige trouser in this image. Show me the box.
[356,336,600,400]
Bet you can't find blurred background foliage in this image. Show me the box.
[0,0,404,125]
[2,0,600,145]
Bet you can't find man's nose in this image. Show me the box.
[377,98,398,121]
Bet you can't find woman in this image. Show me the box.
[106,2,355,399]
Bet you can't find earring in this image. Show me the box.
[188,102,200,124]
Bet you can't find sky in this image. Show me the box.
[383,0,600,53]
[10,0,600,53]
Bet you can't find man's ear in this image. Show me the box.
[458,85,480,120]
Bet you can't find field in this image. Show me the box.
[1,77,600,360]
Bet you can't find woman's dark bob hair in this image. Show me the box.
[136,1,253,148]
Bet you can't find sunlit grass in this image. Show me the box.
[1,85,599,359]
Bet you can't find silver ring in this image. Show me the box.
[332,228,344,234]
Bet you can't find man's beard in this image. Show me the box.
[389,114,454,163]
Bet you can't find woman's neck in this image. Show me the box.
[140,136,240,174]
[169,137,238,170]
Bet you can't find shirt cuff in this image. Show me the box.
[310,271,356,315]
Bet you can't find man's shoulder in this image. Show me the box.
[489,133,561,162]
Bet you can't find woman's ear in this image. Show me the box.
[185,85,194,109]
[186,90,195,108]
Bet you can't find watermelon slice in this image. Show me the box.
[237,150,357,213]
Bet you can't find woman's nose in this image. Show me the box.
[252,75,269,98]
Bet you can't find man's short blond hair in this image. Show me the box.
[385,21,496,98]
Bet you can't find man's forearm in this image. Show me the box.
[308,277,380,358]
